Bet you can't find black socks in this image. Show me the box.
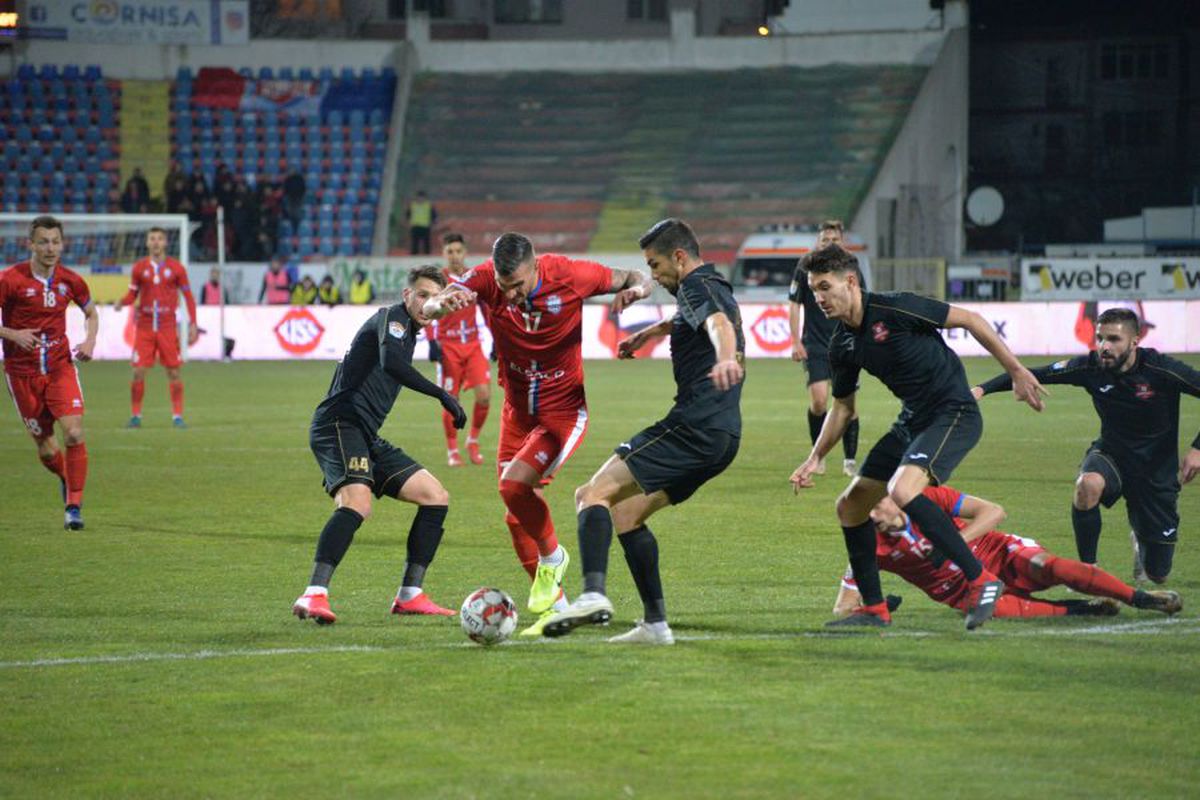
[577,505,613,595]
[901,494,983,581]
[1072,505,1102,564]
[310,507,365,587]
[402,504,449,588]
[842,520,883,605]
[619,525,666,623]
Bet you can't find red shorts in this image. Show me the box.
[4,367,85,440]
[993,544,1053,596]
[497,401,589,486]
[133,325,181,369]
[437,342,489,393]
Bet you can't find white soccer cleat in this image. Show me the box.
[540,592,613,638]
[1131,530,1148,583]
[608,620,675,645]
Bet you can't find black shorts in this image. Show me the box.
[310,420,423,499]
[802,346,831,385]
[1080,446,1179,574]
[616,419,740,505]
[859,402,982,486]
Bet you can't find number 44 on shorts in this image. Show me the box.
[348,456,370,472]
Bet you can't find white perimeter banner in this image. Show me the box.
[1021,258,1200,300]
[23,1,249,45]
[31,300,1200,363]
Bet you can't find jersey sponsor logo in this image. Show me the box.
[748,307,791,353]
[872,321,890,343]
[535,451,550,464]
[1133,382,1155,400]
[545,294,563,315]
[273,308,326,355]
[508,361,566,382]
[388,321,407,340]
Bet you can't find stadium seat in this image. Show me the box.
[238,67,253,78]
[318,67,335,82]
[84,65,102,80]
[17,64,36,80]
[177,66,194,81]
[279,67,295,81]
[258,66,274,80]
[38,64,58,81]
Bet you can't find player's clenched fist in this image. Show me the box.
[708,359,743,391]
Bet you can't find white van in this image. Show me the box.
[730,224,872,300]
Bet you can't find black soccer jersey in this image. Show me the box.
[667,264,745,435]
[979,349,1200,483]
[829,291,974,429]
[312,304,421,438]
[789,265,836,352]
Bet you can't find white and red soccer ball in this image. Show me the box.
[460,587,518,645]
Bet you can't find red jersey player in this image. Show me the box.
[114,226,198,428]
[833,485,1182,619]
[423,232,651,634]
[0,216,99,530]
[433,232,492,467]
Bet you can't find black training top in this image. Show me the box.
[830,291,974,429]
[979,348,1200,480]
[667,263,745,435]
[788,266,836,352]
[312,304,423,438]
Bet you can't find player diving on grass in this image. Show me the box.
[974,308,1200,585]
[539,218,745,644]
[789,244,1047,630]
[292,266,470,625]
[832,485,1182,621]
[422,232,652,637]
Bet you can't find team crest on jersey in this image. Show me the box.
[545,294,562,315]
[1133,382,1155,400]
[871,321,890,343]
[388,321,407,340]
[164,268,172,278]
[57,283,68,295]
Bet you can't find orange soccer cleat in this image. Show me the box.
[292,592,337,625]
[467,440,484,466]
[448,450,464,467]
[390,592,455,617]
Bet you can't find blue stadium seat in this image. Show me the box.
[298,236,315,256]
[298,67,315,81]
[339,67,356,82]
[258,66,274,80]
[63,156,81,175]
[176,66,194,81]
[337,238,355,256]
[38,64,59,81]
[17,64,36,80]
[318,67,334,82]
[84,65,102,80]
[368,108,385,126]
[278,67,294,81]
[238,67,253,78]
[327,109,344,127]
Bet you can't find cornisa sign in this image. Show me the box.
[274,308,325,355]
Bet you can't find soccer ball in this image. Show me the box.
[460,587,519,646]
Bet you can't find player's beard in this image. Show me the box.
[1099,348,1132,372]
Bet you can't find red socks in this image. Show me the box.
[131,379,145,417]
[169,380,184,417]
[506,512,539,579]
[1041,556,1135,603]
[993,595,1068,618]
[40,450,66,481]
[498,479,558,557]
[65,443,87,506]
[442,409,459,451]
[470,402,489,440]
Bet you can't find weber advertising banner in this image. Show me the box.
[1021,258,1200,301]
[40,301,1200,364]
[23,1,249,45]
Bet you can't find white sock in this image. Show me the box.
[467,437,479,445]
[645,620,670,633]
[539,545,565,567]
[304,585,328,596]
[398,586,423,602]
[578,591,607,603]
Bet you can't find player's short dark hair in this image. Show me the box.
[441,232,465,246]
[819,219,844,234]
[1096,307,1140,335]
[492,233,534,278]
[407,264,447,288]
[30,215,63,239]
[799,243,859,277]
[639,218,701,259]
[147,226,168,236]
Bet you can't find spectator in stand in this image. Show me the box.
[291,275,318,306]
[406,189,437,255]
[214,169,238,212]
[163,161,187,204]
[318,275,341,307]
[166,174,191,214]
[348,269,376,304]
[259,258,293,304]
[229,187,257,261]
[120,168,151,214]
[283,171,307,229]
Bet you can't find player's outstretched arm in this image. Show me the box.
[791,394,855,492]
[608,268,653,314]
[420,284,475,321]
[945,306,1046,411]
[617,318,672,359]
[704,312,744,391]
[976,357,1090,400]
[75,301,98,361]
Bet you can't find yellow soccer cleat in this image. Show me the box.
[528,547,570,614]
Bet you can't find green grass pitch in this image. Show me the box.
[1,355,1198,798]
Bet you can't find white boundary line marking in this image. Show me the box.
[0,618,1195,670]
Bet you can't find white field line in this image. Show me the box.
[0,618,1195,670]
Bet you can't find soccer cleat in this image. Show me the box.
[528,547,570,614]
[126,416,141,429]
[292,592,337,625]
[842,458,858,477]
[608,620,675,645]
[63,505,84,531]
[826,601,891,628]
[964,576,1005,630]
[518,609,558,637]
[447,450,464,467]
[390,592,454,617]
[541,593,614,638]
[1131,530,1148,583]
[885,594,903,613]
[1132,589,1182,616]
[467,440,484,466]
[172,417,187,429]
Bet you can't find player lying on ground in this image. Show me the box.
[832,485,1182,620]
[293,265,469,625]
